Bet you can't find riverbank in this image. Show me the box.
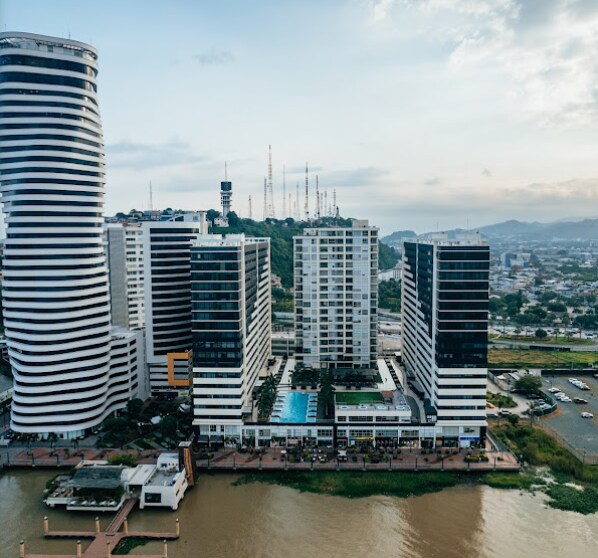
[234,424,598,515]
[4,470,598,558]
[234,470,460,498]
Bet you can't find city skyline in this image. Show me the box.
[2,0,598,234]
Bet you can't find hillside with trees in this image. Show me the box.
[211,214,399,288]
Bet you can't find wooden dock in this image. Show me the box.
[20,498,180,558]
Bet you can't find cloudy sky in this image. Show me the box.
[2,0,598,234]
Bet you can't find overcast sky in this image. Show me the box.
[2,0,598,234]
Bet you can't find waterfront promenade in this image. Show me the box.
[198,445,520,472]
[0,440,520,473]
[0,444,519,472]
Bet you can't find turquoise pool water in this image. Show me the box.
[270,392,318,423]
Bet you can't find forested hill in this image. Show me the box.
[210,215,399,288]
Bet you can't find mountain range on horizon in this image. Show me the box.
[381,217,598,245]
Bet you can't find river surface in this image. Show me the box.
[1,470,597,558]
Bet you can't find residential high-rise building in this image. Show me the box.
[0,32,124,437]
[142,216,208,392]
[191,234,271,436]
[294,220,378,369]
[105,223,145,330]
[401,233,489,445]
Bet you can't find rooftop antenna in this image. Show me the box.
[324,190,328,217]
[282,165,287,218]
[333,188,337,219]
[149,181,154,211]
[315,175,320,220]
[304,162,310,221]
[224,160,228,181]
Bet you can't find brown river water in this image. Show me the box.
[1,470,597,558]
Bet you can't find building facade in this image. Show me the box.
[294,220,378,369]
[191,234,271,435]
[105,224,145,330]
[142,217,207,393]
[0,33,122,436]
[401,234,489,444]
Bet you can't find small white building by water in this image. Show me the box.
[45,454,189,512]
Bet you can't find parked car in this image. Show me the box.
[499,409,512,417]
[581,412,594,419]
[573,398,588,404]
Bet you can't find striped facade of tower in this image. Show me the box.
[0,32,136,437]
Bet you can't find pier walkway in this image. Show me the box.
[20,499,180,558]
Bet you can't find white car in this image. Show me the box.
[581,412,594,419]
[548,387,560,393]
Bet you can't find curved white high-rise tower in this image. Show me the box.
[0,32,120,436]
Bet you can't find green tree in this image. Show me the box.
[318,370,335,419]
[206,209,220,222]
[227,211,240,226]
[379,279,401,312]
[109,453,139,467]
[256,375,278,420]
[535,328,548,338]
[378,243,400,271]
[513,375,542,395]
[160,415,179,439]
[126,398,144,420]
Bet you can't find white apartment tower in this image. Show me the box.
[191,235,271,435]
[0,33,131,437]
[401,234,489,445]
[106,224,145,330]
[294,220,378,369]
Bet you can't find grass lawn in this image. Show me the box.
[490,334,594,346]
[488,348,598,369]
[335,392,384,405]
[487,392,517,408]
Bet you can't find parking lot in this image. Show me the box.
[541,374,598,459]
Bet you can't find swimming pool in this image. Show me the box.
[270,392,318,423]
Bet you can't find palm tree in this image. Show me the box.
[319,370,335,419]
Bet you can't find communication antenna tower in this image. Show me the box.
[248,195,253,220]
[282,165,287,218]
[263,177,268,221]
[265,145,275,218]
[315,175,320,220]
[304,162,310,221]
